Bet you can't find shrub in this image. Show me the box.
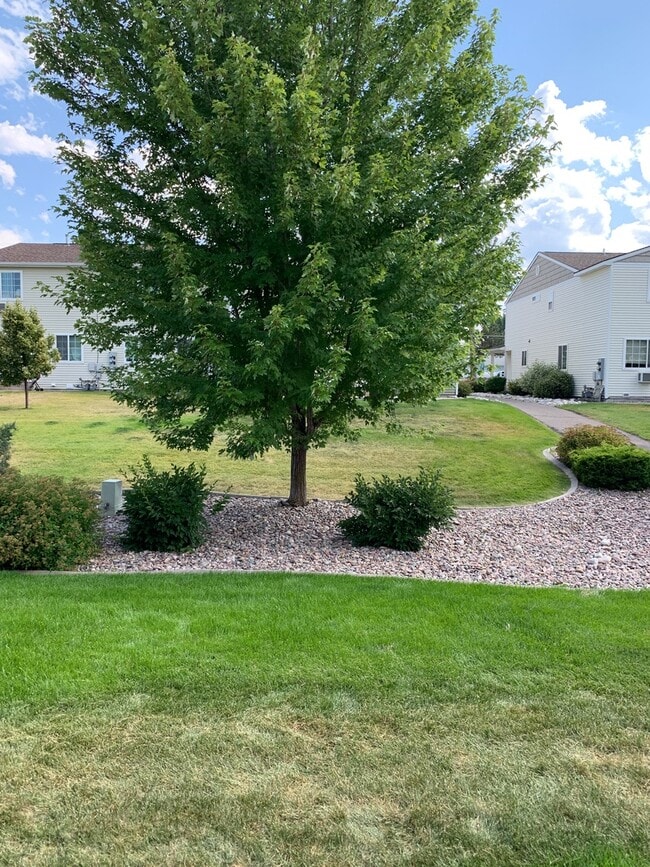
[457,379,473,398]
[518,361,575,399]
[0,422,15,473]
[572,444,650,491]
[470,378,485,393]
[123,457,214,552]
[339,467,455,552]
[506,378,528,396]
[556,424,629,467]
[483,375,506,394]
[0,470,100,569]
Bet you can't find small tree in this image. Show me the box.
[0,302,60,408]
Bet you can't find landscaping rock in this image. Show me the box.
[81,488,650,591]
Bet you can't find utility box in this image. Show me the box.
[101,479,123,515]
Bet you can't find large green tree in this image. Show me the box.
[28,0,550,504]
[0,302,59,409]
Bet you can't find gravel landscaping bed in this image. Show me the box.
[83,488,650,590]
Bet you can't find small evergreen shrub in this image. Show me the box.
[339,467,455,552]
[571,444,650,491]
[457,379,473,398]
[506,378,528,396]
[470,378,485,393]
[556,424,629,467]
[518,361,575,399]
[483,375,506,394]
[0,422,15,473]
[123,457,213,552]
[0,470,100,569]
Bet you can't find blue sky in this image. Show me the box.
[1,0,650,264]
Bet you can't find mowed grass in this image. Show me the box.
[562,402,650,440]
[0,391,565,505]
[0,572,648,866]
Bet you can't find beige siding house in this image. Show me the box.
[0,242,128,389]
[504,248,650,400]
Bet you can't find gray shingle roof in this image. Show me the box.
[0,243,82,264]
[541,251,623,272]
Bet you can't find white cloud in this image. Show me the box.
[6,205,17,215]
[536,81,634,177]
[0,158,16,188]
[0,227,24,247]
[513,82,650,261]
[0,120,58,157]
[0,0,46,16]
[38,209,49,223]
[0,26,31,86]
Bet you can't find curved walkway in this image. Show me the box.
[476,395,650,451]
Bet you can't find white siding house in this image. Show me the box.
[504,248,650,400]
[0,242,128,389]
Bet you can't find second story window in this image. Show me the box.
[0,271,21,300]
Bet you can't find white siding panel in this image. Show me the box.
[608,264,650,399]
[505,269,610,395]
[7,264,127,389]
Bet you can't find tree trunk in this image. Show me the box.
[288,443,308,507]
[23,378,29,409]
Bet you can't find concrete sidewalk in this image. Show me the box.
[479,396,650,452]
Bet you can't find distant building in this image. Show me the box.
[504,247,650,400]
[0,242,127,389]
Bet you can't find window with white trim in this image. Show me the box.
[624,339,650,368]
[56,334,82,362]
[521,350,527,367]
[0,271,21,300]
[557,344,567,370]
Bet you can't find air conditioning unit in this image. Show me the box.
[637,372,650,383]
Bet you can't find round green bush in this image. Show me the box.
[339,466,455,551]
[572,444,650,491]
[0,470,100,569]
[457,379,473,398]
[556,424,629,467]
[519,361,575,399]
[483,375,506,394]
[506,378,528,396]
[123,457,212,552]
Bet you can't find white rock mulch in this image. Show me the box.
[82,488,650,590]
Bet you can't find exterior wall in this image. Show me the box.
[0,264,127,389]
[607,263,650,399]
[505,266,610,394]
[508,254,575,303]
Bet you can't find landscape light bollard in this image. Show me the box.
[101,479,123,515]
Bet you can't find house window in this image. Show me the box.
[0,271,21,300]
[625,339,650,368]
[558,345,567,370]
[521,350,528,367]
[56,334,82,362]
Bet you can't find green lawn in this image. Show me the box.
[563,402,650,440]
[0,391,566,506]
[0,572,647,865]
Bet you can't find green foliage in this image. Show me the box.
[28,0,552,503]
[506,378,528,396]
[339,467,455,552]
[0,302,59,407]
[0,422,16,473]
[556,424,629,468]
[457,379,473,398]
[123,457,215,552]
[483,375,506,394]
[571,444,650,491]
[518,362,575,399]
[0,470,100,569]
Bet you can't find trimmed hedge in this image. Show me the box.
[518,361,575,399]
[572,444,650,491]
[0,470,100,569]
[556,424,629,468]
